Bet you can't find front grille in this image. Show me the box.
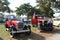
[18,22,24,30]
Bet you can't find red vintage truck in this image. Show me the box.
[31,14,53,31]
[31,15,44,26]
[5,16,31,38]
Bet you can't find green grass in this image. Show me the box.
[0,25,13,40]
[30,24,38,31]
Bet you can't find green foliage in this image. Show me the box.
[36,0,55,17]
[54,1,60,9]
[0,0,11,13]
[16,3,40,16]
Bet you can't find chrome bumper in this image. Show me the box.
[11,30,30,33]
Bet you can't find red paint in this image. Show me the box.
[31,15,44,26]
[6,20,20,29]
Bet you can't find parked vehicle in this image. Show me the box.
[5,16,31,38]
[31,14,53,31]
[53,18,60,27]
[0,13,4,22]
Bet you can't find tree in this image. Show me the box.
[15,3,40,16]
[0,0,11,13]
[36,0,55,17]
[54,1,60,9]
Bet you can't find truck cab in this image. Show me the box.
[53,18,60,27]
[31,15,44,27]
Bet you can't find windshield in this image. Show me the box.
[24,21,30,24]
[5,15,17,20]
[38,15,44,19]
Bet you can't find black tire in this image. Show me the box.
[48,23,53,31]
[10,32,14,38]
[28,25,31,35]
[10,29,14,38]
[9,26,16,38]
[25,25,31,35]
[49,27,53,31]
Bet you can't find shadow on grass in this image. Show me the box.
[13,32,45,40]
[13,28,60,40]
[53,28,60,34]
[39,28,60,34]
[0,37,3,40]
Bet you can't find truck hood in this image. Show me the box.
[38,18,44,22]
[11,20,20,24]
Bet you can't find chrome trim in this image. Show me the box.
[11,30,30,33]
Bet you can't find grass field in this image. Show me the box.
[0,24,13,40]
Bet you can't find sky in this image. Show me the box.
[8,0,60,17]
[8,0,36,10]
